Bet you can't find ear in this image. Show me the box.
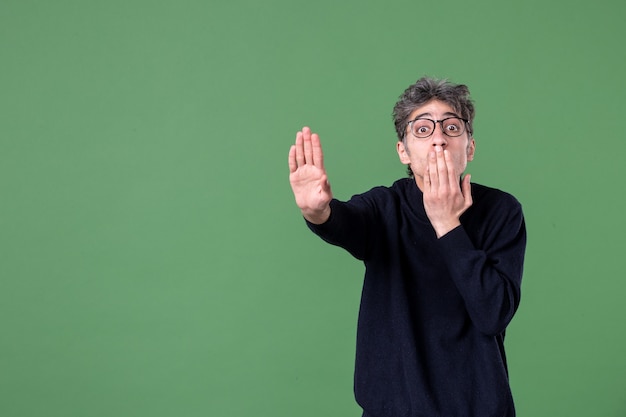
[467,137,476,161]
[397,141,411,164]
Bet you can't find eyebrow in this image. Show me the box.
[412,111,460,120]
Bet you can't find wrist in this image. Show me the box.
[303,205,331,225]
[432,219,461,239]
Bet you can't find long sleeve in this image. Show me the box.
[306,194,381,261]
[438,196,526,336]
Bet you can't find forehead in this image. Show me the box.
[408,99,458,120]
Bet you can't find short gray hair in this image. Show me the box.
[392,76,475,142]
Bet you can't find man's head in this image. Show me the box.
[393,77,476,183]
[393,76,475,143]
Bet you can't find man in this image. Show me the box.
[288,76,526,417]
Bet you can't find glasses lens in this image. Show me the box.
[442,118,466,137]
[411,119,435,138]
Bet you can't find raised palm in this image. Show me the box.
[288,127,333,223]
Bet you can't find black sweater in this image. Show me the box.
[307,178,527,417]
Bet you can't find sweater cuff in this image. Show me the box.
[305,199,339,233]
[437,225,476,253]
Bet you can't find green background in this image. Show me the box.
[1,0,624,416]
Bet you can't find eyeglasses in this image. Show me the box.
[406,117,469,139]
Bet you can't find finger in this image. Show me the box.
[443,149,457,189]
[311,133,324,168]
[428,149,440,191]
[462,174,473,206]
[436,147,448,190]
[294,130,305,167]
[423,164,431,192]
[303,127,313,165]
[288,145,297,173]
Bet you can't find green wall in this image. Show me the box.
[2,0,625,416]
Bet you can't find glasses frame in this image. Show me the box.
[406,116,470,139]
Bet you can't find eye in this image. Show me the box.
[445,122,460,131]
[442,118,465,135]
[411,120,433,137]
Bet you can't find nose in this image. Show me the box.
[431,122,448,147]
